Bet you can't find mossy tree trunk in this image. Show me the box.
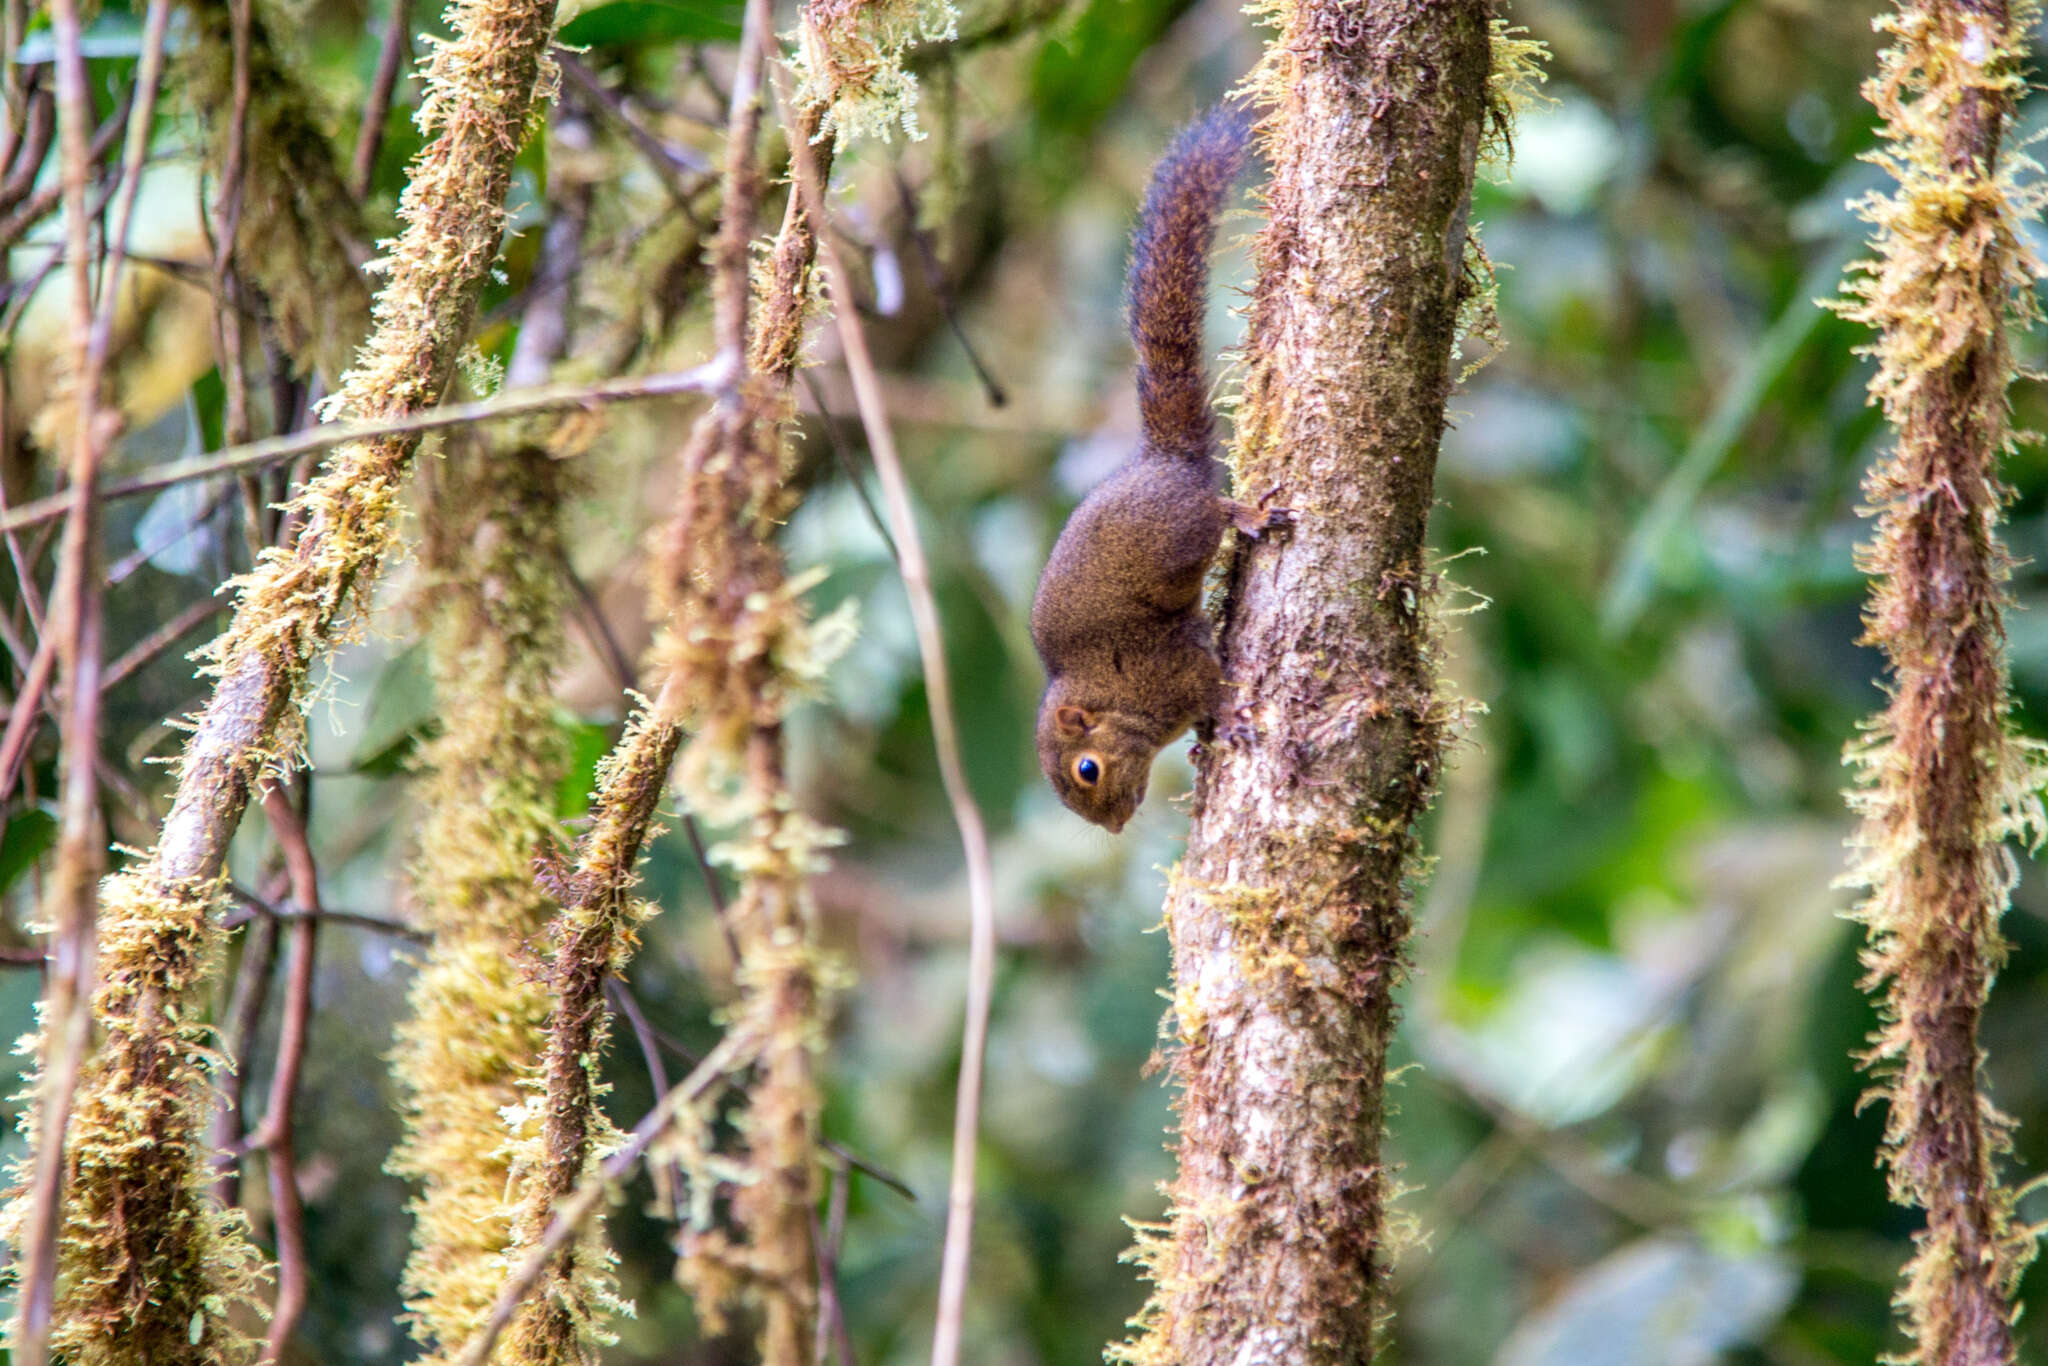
[1116,2,1491,1362]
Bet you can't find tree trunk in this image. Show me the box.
[1116,2,1490,1362]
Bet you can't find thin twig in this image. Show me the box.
[100,596,223,694]
[13,4,173,1358]
[105,482,231,586]
[0,589,216,804]
[560,552,638,693]
[764,47,998,1366]
[889,170,1005,407]
[0,635,57,799]
[208,900,279,1207]
[622,991,918,1205]
[350,0,413,198]
[814,1153,857,1366]
[798,370,899,563]
[0,80,52,218]
[452,1032,752,1366]
[225,881,427,943]
[606,977,686,1220]
[558,51,712,201]
[0,362,729,536]
[0,462,49,638]
[251,783,320,1366]
[212,0,254,489]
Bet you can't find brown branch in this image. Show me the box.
[207,901,278,1207]
[764,49,999,1366]
[455,1031,753,1366]
[504,3,779,1355]
[0,88,127,256]
[251,784,319,1366]
[0,84,53,223]
[351,0,413,198]
[1115,5,1491,1363]
[1838,4,2042,1362]
[0,363,727,537]
[11,6,174,1359]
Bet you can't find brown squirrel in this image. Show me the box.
[1030,106,1276,832]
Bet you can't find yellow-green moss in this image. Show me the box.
[390,443,571,1362]
[180,0,375,381]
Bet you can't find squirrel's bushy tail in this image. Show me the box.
[1128,103,1251,464]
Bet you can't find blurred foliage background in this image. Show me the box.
[4,0,2048,1362]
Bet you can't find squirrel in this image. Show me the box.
[1029,105,1279,833]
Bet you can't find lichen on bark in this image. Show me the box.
[1111,2,1494,1362]
[1836,3,2045,1362]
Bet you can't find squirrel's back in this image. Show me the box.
[1127,105,1251,464]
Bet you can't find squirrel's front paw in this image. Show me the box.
[1226,490,1295,539]
[1214,704,1256,748]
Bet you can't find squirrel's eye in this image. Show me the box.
[1073,754,1102,786]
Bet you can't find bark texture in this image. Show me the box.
[1838,3,2043,1363]
[1115,2,1490,1362]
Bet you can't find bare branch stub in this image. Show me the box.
[1116,3,1492,1363]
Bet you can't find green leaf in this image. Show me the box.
[0,806,58,895]
[558,0,741,48]
[349,645,438,776]
[553,714,616,820]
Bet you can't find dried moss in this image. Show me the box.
[1835,4,2046,1362]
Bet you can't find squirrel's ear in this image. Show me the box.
[1055,705,1095,736]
